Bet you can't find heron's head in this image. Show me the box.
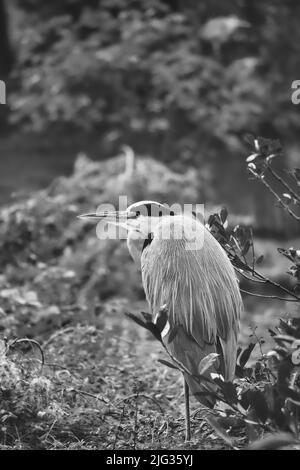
[78,200,176,263]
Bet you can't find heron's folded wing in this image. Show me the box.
[141,227,242,381]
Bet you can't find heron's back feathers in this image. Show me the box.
[141,215,242,406]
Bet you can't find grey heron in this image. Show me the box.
[79,200,242,440]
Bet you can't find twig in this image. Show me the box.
[112,402,126,450]
[240,288,299,302]
[250,227,255,272]
[248,168,300,222]
[235,267,266,284]
[120,393,164,415]
[133,392,139,450]
[268,167,300,204]
[232,251,300,301]
[43,327,75,350]
[252,267,300,301]
[7,338,45,371]
[70,388,109,405]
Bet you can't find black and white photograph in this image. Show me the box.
[0,0,300,455]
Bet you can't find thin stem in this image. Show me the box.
[240,288,299,302]
[120,394,164,415]
[248,168,300,222]
[184,377,191,441]
[133,392,139,450]
[252,268,300,301]
[250,228,255,272]
[268,167,300,204]
[232,254,300,302]
[235,267,267,284]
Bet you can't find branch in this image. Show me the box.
[240,288,299,302]
[268,167,300,204]
[248,168,300,222]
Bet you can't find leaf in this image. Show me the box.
[274,334,296,347]
[279,385,300,405]
[238,342,256,368]
[146,323,163,343]
[256,255,264,265]
[244,390,269,423]
[245,408,260,443]
[213,376,238,404]
[244,133,255,146]
[205,416,236,449]
[154,305,168,333]
[157,359,178,370]
[282,193,292,204]
[241,239,251,256]
[218,381,238,405]
[125,312,162,341]
[292,168,300,185]
[277,358,293,386]
[246,153,259,163]
[220,207,228,224]
[292,348,300,366]
[198,353,219,375]
[235,364,245,378]
[124,312,148,330]
[141,311,152,323]
[167,324,179,344]
[277,248,295,262]
[247,433,298,450]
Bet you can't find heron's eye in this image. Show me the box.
[170,211,175,216]
[135,211,140,217]
[159,211,163,217]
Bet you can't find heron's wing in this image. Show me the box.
[141,218,242,382]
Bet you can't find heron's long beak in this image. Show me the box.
[77,211,138,233]
[77,210,132,221]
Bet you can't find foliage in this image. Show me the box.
[8,0,300,164]
[1,0,299,239]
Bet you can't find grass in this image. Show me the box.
[0,317,250,450]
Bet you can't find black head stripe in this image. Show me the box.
[142,232,153,251]
[140,203,175,217]
[144,204,153,216]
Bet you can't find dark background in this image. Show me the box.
[0,0,300,237]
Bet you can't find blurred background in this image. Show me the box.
[0,0,299,343]
[1,0,300,232]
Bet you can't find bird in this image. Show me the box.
[78,200,242,440]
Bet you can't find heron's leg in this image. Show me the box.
[183,376,191,441]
